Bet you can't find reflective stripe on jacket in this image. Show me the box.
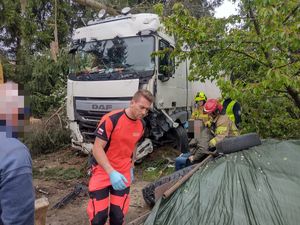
[209,114,239,147]
[221,99,236,123]
[191,106,209,121]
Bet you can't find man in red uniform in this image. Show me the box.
[87,89,154,225]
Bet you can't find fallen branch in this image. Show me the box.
[163,151,216,199]
[45,103,65,128]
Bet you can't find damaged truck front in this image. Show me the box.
[67,11,220,161]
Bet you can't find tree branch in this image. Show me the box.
[285,85,300,109]
[225,48,270,67]
[274,60,300,70]
[283,3,300,24]
[248,3,272,67]
[73,0,117,16]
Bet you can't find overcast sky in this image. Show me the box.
[214,0,239,18]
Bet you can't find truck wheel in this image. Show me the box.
[170,126,189,153]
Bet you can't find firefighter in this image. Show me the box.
[221,97,242,128]
[175,99,239,170]
[191,91,207,121]
[202,98,240,151]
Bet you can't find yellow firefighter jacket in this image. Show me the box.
[209,114,240,147]
[191,106,209,122]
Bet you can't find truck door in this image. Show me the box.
[155,39,188,109]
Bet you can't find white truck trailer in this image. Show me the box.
[67,9,220,160]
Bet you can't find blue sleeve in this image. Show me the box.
[0,139,35,225]
[0,172,34,225]
[233,102,242,125]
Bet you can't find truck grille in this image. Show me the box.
[73,96,131,143]
[76,110,106,142]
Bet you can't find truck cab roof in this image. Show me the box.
[73,13,167,42]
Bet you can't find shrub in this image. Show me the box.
[24,107,71,156]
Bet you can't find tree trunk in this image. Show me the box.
[73,0,117,15]
[286,86,300,110]
[51,0,58,62]
[20,0,27,15]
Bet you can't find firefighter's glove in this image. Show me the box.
[109,170,128,190]
[209,139,217,148]
[130,167,134,183]
[204,121,212,128]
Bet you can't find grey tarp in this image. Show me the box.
[144,140,300,225]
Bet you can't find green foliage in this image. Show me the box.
[218,79,300,138]
[24,0,94,52]
[0,0,94,116]
[155,1,300,139]
[29,50,69,116]
[24,114,71,156]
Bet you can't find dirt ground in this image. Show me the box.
[33,146,178,225]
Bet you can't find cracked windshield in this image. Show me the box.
[69,36,155,80]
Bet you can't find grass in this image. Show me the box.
[33,167,84,180]
[138,157,175,182]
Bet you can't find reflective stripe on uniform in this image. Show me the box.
[226,100,236,123]
[209,138,217,147]
[215,126,227,135]
[232,124,239,136]
[87,186,130,225]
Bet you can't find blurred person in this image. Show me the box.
[0,82,34,225]
[87,89,154,225]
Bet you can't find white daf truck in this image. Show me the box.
[67,8,221,160]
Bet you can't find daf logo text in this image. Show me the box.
[92,104,113,111]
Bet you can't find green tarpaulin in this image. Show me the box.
[145,140,300,225]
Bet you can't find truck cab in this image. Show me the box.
[67,9,220,160]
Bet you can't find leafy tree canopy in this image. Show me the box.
[155,1,300,138]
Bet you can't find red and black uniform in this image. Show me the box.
[87,109,144,225]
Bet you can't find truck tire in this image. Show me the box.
[142,164,197,206]
[216,132,261,154]
[170,126,189,153]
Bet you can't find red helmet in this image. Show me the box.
[204,99,223,114]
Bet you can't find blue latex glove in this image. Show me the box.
[130,168,134,183]
[109,171,128,190]
[183,121,189,129]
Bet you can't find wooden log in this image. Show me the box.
[34,197,49,225]
[163,152,215,199]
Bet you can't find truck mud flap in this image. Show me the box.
[216,132,262,154]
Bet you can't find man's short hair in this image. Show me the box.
[132,89,154,103]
